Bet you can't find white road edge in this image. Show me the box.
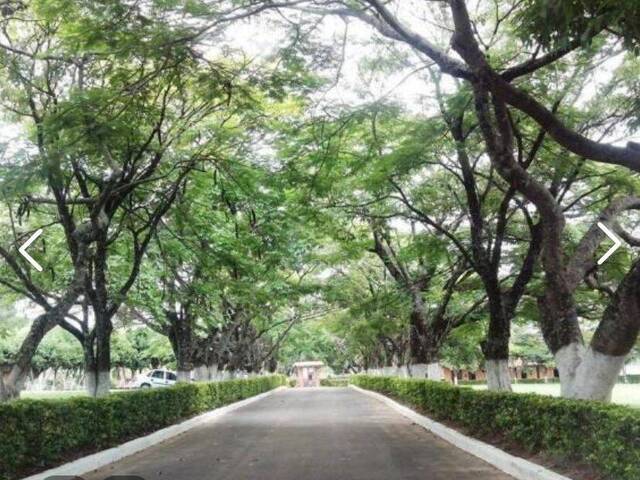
[350,385,573,480]
[21,386,287,480]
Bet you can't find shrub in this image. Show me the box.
[0,375,286,480]
[352,375,640,480]
[457,377,640,385]
[457,378,561,386]
[320,378,349,387]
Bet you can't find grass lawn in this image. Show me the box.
[469,383,640,407]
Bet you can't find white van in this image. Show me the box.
[133,369,177,388]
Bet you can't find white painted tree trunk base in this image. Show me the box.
[556,344,625,401]
[486,359,512,391]
[554,342,585,397]
[193,366,208,381]
[177,370,192,382]
[85,371,97,397]
[85,371,111,397]
[95,371,111,397]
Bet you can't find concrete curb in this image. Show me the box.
[21,386,286,480]
[350,385,572,480]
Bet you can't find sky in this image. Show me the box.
[210,6,447,115]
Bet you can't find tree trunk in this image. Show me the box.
[409,297,445,365]
[482,294,512,391]
[551,261,640,400]
[83,334,100,397]
[537,269,584,388]
[192,364,208,381]
[485,359,512,391]
[407,305,442,381]
[166,310,194,382]
[174,330,194,382]
[85,370,111,398]
[0,312,58,401]
[459,49,634,401]
[551,340,584,397]
[569,347,625,401]
[91,311,112,398]
[0,242,85,401]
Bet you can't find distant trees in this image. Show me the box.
[130,159,315,381]
[129,92,315,381]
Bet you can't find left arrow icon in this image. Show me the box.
[18,229,43,272]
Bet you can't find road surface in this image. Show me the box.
[85,387,513,480]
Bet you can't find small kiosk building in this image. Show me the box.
[292,361,324,387]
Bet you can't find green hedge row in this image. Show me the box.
[352,375,640,480]
[0,375,286,480]
[458,376,640,385]
[320,378,349,387]
[457,378,561,385]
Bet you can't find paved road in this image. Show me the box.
[85,387,513,480]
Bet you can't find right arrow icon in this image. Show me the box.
[597,222,622,265]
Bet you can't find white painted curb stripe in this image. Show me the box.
[350,385,572,480]
[21,386,286,480]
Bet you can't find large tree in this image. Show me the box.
[197,0,640,399]
[0,0,248,397]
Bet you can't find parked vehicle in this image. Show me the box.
[133,369,177,389]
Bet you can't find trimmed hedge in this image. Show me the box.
[0,375,286,480]
[320,378,349,387]
[459,376,640,386]
[458,378,561,385]
[352,375,640,480]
